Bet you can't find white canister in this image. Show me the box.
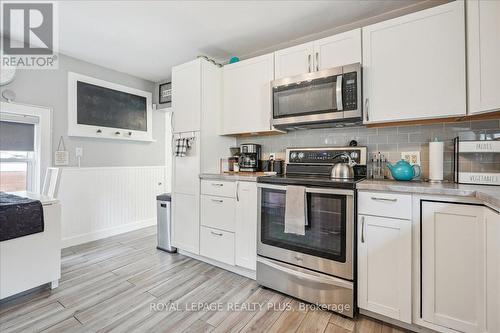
[429,140,444,181]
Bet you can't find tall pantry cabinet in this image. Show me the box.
[171,58,235,254]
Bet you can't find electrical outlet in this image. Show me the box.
[401,151,420,165]
[269,152,276,160]
[75,147,83,158]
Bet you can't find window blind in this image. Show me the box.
[0,121,35,151]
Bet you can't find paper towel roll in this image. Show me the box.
[429,141,444,181]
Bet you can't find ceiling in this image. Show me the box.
[10,1,427,82]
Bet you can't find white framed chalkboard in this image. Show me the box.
[68,72,153,142]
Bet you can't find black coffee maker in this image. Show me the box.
[238,143,261,172]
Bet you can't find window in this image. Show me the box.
[0,118,38,192]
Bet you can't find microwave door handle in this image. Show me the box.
[336,75,343,111]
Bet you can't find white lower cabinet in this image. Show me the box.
[200,226,235,266]
[235,181,258,270]
[421,201,486,333]
[172,193,200,254]
[485,207,500,333]
[358,214,412,323]
[199,180,258,272]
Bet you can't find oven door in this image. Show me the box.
[257,183,353,280]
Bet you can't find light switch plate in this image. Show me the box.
[75,147,83,158]
[401,151,420,165]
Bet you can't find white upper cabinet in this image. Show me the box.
[467,0,500,115]
[314,29,361,71]
[171,59,202,133]
[221,53,274,135]
[274,42,314,79]
[362,1,466,124]
[274,29,362,80]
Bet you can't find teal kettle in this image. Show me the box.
[386,160,421,181]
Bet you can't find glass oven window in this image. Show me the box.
[260,188,346,262]
[273,76,337,118]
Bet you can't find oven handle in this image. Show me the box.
[257,257,352,289]
[336,75,343,111]
[257,183,353,196]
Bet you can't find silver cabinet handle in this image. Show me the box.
[361,216,365,243]
[211,199,223,203]
[371,197,397,202]
[336,75,343,111]
[211,183,223,187]
[365,98,369,121]
[236,182,240,202]
[210,231,223,236]
[308,54,312,73]
[315,52,319,71]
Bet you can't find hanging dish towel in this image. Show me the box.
[284,185,307,235]
[175,137,193,157]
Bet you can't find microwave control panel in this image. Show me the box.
[343,71,358,111]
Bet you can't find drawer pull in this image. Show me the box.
[371,197,397,202]
[210,231,223,236]
[361,216,365,243]
[211,199,223,203]
[211,183,224,187]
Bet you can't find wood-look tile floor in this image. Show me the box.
[0,227,410,333]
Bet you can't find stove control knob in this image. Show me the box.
[290,152,297,160]
[298,152,305,159]
[350,152,358,159]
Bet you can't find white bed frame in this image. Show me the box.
[0,193,61,299]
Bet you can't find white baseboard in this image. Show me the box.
[178,250,256,280]
[62,218,156,248]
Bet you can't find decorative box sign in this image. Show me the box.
[459,140,500,153]
[454,137,500,186]
[458,172,500,186]
[159,82,172,105]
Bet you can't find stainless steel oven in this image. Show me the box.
[271,63,361,129]
[256,183,355,317]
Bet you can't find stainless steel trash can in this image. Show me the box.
[156,193,177,253]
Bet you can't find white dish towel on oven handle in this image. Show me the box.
[284,185,307,235]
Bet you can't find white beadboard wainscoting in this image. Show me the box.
[58,166,167,248]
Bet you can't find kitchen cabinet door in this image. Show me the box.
[274,42,314,79]
[421,201,486,333]
[467,0,500,115]
[221,53,274,135]
[172,132,200,196]
[362,1,466,124]
[172,59,201,133]
[485,207,500,333]
[314,29,361,71]
[172,192,199,254]
[358,214,412,323]
[235,181,257,270]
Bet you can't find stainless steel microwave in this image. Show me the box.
[271,63,362,129]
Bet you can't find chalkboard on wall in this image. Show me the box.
[77,81,147,131]
[67,72,153,142]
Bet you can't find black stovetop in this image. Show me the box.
[257,173,366,189]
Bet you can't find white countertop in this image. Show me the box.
[357,180,500,211]
[200,172,276,182]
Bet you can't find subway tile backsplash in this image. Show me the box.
[236,119,500,180]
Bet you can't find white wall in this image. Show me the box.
[0,53,165,167]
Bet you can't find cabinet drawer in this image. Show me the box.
[358,191,411,220]
[201,195,236,232]
[201,180,236,198]
[200,226,235,266]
